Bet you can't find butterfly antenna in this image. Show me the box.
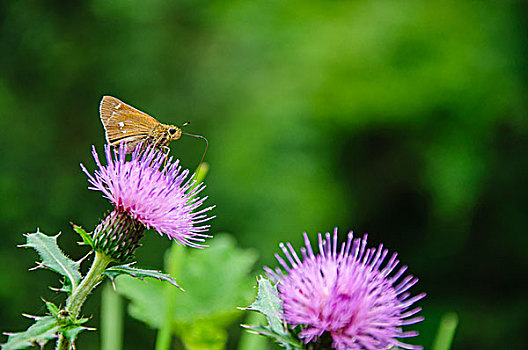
[182,132,209,179]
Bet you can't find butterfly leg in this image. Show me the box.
[161,146,171,168]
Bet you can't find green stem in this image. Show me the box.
[154,283,175,350]
[56,251,114,350]
[155,243,185,350]
[101,282,123,350]
[432,312,459,350]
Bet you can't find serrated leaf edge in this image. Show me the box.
[21,230,82,290]
[104,263,182,290]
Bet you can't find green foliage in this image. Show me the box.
[117,272,166,327]
[2,305,90,350]
[241,277,302,350]
[116,234,258,349]
[178,323,227,350]
[2,316,59,350]
[0,0,527,348]
[104,264,180,289]
[72,223,94,248]
[1,230,93,349]
[242,277,284,335]
[44,301,92,344]
[20,230,82,293]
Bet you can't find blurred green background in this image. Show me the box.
[1,0,527,349]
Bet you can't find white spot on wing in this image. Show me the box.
[118,122,125,128]
[115,103,121,110]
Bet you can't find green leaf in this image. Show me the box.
[71,223,94,248]
[242,277,285,335]
[2,316,59,350]
[241,277,303,349]
[1,297,92,350]
[43,300,59,317]
[50,281,73,294]
[21,230,82,291]
[241,325,302,350]
[116,274,166,328]
[104,264,180,289]
[62,324,91,345]
[177,322,226,350]
[116,234,258,350]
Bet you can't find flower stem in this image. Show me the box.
[56,251,114,350]
[155,243,185,350]
[101,282,124,350]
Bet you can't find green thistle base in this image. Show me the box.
[93,209,146,263]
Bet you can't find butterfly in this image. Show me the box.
[99,96,209,173]
[99,95,189,154]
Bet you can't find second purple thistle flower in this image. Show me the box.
[265,228,426,350]
[81,144,214,260]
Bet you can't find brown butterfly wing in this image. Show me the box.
[99,96,161,152]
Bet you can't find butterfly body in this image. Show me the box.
[144,123,182,150]
[99,96,182,154]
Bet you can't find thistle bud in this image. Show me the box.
[93,209,146,262]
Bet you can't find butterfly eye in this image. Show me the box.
[169,128,177,135]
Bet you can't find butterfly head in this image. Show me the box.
[167,125,182,141]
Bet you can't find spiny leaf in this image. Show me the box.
[21,230,82,290]
[243,276,285,335]
[241,325,303,350]
[49,279,73,294]
[43,300,59,317]
[1,301,92,350]
[71,223,94,248]
[241,277,303,349]
[62,324,92,344]
[104,264,181,289]
[2,316,59,350]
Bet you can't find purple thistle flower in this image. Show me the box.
[265,228,425,350]
[81,144,214,249]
